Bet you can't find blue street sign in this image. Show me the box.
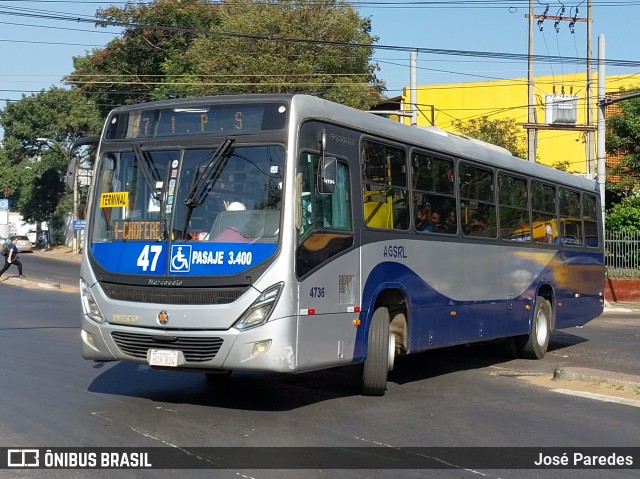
[73,220,87,231]
[0,199,8,211]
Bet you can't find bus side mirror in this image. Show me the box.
[318,156,336,195]
[65,156,77,194]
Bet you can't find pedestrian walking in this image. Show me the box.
[0,237,26,280]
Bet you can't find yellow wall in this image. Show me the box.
[403,73,640,173]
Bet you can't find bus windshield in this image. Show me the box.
[89,143,284,275]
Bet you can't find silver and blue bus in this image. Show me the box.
[80,94,604,396]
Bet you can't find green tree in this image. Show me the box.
[0,88,102,163]
[66,0,222,116]
[0,88,102,227]
[66,0,383,113]
[453,116,527,159]
[605,88,640,195]
[0,148,20,206]
[606,195,640,233]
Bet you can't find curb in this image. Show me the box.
[554,367,640,389]
[0,276,77,293]
[602,300,640,314]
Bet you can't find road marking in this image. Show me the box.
[552,388,640,408]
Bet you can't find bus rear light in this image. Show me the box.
[347,306,360,313]
[352,319,361,327]
[525,304,531,311]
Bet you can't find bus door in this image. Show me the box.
[295,150,357,370]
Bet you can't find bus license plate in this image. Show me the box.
[148,349,182,367]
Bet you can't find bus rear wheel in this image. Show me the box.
[362,307,394,396]
[517,296,551,359]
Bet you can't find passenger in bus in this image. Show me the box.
[425,209,444,232]
[544,223,553,243]
[444,210,456,233]
[470,213,486,234]
[415,206,431,231]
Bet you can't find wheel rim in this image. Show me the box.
[388,332,396,371]
[535,308,548,346]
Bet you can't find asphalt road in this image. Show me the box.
[0,277,639,479]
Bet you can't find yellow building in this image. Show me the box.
[398,73,640,174]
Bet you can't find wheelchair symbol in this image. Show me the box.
[170,245,191,273]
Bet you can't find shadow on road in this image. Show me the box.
[87,330,589,410]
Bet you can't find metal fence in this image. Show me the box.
[605,230,640,279]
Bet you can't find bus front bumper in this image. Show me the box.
[81,315,298,373]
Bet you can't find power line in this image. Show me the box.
[1,4,640,67]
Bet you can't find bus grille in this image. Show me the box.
[100,283,245,305]
[111,331,224,362]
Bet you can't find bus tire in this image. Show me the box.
[517,296,551,359]
[362,307,391,396]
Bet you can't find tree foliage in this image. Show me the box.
[0,148,25,210]
[0,88,102,163]
[605,89,640,194]
[0,88,102,225]
[66,0,222,116]
[66,0,383,114]
[605,195,640,233]
[452,116,527,159]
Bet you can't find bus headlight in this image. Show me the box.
[81,279,106,324]
[235,282,283,330]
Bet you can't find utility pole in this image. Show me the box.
[597,34,606,233]
[410,50,418,126]
[586,0,594,176]
[524,2,594,168]
[527,0,536,162]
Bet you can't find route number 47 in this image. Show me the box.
[137,245,163,272]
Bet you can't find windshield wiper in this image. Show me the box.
[133,143,162,201]
[133,144,168,240]
[182,137,236,239]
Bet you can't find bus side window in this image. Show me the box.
[583,194,600,248]
[361,141,408,230]
[559,188,583,246]
[459,162,497,238]
[363,190,393,228]
[498,173,530,241]
[297,153,352,238]
[412,152,456,234]
[531,180,557,244]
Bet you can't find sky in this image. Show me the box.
[1,0,640,137]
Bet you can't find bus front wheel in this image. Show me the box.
[362,307,394,396]
[517,296,551,359]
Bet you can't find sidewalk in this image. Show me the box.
[37,245,82,263]
[603,299,640,314]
